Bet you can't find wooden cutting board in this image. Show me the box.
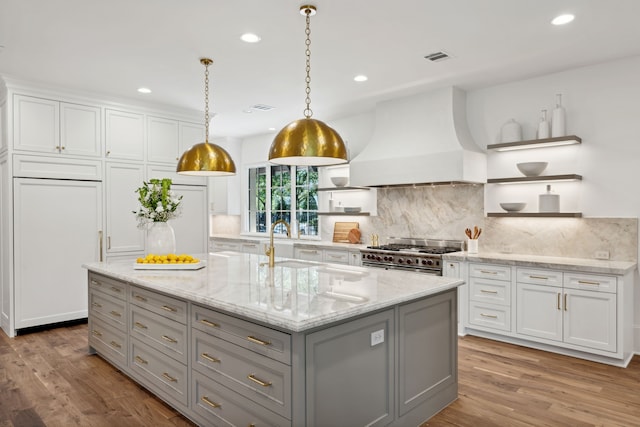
[333,222,359,243]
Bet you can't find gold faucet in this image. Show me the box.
[265,219,291,267]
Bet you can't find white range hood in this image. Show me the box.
[349,86,486,187]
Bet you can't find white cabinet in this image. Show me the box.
[105,108,144,160]
[179,122,204,155]
[170,185,208,255]
[294,246,323,262]
[467,263,512,332]
[13,95,101,157]
[147,116,180,164]
[13,178,102,329]
[349,250,362,266]
[516,269,617,352]
[105,162,145,255]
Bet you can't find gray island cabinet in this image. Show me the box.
[84,252,463,427]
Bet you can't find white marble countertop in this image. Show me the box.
[84,252,462,333]
[210,234,366,251]
[444,251,637,275]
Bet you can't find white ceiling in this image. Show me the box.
[1,0,640,139]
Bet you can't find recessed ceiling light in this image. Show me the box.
[354,75,368,82]
[241,33,261,43]
[137,87,152,94]
[552,14,575,25]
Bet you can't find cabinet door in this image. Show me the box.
[1,156,11,335]
[105,163,144,253]
[306,309,394,427]
[564,289,616,352]
[179,121,204,155]
[443,261,460,278]
[105,109,144,160]
[147,116,179,164]
[294,247,323,262]
[170,185,207,254]
[516,282,562,342]
[349,251,362,266]
[14,178,102,329]
[13,95,59,153]
[60,102,101,157]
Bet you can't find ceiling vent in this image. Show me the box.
[250,104,275,111]
[424,51,451,62]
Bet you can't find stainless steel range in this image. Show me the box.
[360,237,464,275]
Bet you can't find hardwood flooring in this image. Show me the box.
[1,323,639,426]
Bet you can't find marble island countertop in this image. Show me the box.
[84,252,463,332]
[444,251,637,275]
[210,234,367,250]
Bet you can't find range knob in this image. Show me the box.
[366,254,373,259]
[406,259,413,265]
[397,258,404,264]
[376,256,382,261]
[427,259,433,266]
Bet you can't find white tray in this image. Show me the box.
[133,261,205,270]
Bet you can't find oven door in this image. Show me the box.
[362,261,441,276]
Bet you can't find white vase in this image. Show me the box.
[537,109,550,139]
[501,119,522,143]
[146,222,176,254]
[551,94,566,137]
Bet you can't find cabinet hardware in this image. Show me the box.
[109,341,121,349]
[564,293,568,311]
[578,280,600,286]
[60,146,65,150]
[529,275,549,280]
[301,249,318,254]
[162,372,178,383]
[106,150,110,156]
[480,313,498,319]
[98,231,103,262]
[201,353,221,363]
[480,270,498,275]
[92,302,102,308]
[201,396,221,409]
[161,335,178,344]
[110,286,121,293]
[109,310,121,317]
[135,355,148,365]
[107,236,111,250]
[327,254,342,259]
[134,322,147,329]
[92,330,102,337]
[200,319,220,328]
[557,293,561,310]
[247,335,271,346]
[135,295,147,302]
[90,280,99,286]
[161,305,177,313]
[247,374,272,387]
[480,289,498,294]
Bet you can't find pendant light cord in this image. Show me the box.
[303,7,313,119]
[201,58,212,143]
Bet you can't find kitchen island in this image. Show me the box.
[84,252,464,427]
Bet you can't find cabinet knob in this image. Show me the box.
[106,150,111,156]
[60,146,65,150]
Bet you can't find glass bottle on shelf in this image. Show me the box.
[537,109,550,139]
[551,94,566,137]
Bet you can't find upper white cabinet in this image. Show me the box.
[170,185,208,254]
[179,121,205,155]
[105,108,144,161]
[105,162,145,254]
[13,95,102,157]
[147,116,180,164]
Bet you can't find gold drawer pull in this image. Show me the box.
[200,319,220,328]
[92,330,102,337]
[162,372,178,383]
[557,293,561,310]
[135,295,147,302]
[578,280,600,286]
[134,321,148,329]
[247,374,272,387]
[135,355,148,365]
[327,254,342,259]
[201,396,221,409]
[480,289,498,294]
[90,280,99,286]
[92,302,102,308]
[247,335,271,346]
[110,286,121,293]
[480,270,498,275]
[201,353,221,363]
[564,293,568,311]
[162,305,177,313]
[109,341,121,349]
[480,313,498,319]
[529,275,549,280]
[109,310,122,317]
[161,335,178,344]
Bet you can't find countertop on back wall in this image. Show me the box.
[444,251,637,275]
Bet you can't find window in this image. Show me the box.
[247,165,318,237]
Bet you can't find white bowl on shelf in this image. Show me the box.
[516,162,548,177]
[330,176,348,187]
[500,202,526,212]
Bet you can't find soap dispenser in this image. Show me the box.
[539,185,560,213]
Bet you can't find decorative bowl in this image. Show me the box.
[344,207,361,214]
[517,162,548,177]
[500,202,526,212]
[331,176,348,187]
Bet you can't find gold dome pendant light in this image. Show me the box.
[268,5,348,166]
[177,58,236,176]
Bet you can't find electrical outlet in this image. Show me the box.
[594,250,610,260]
[501,245,512,254]
[370,329,385,346]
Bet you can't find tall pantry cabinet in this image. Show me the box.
[0,79,209,337]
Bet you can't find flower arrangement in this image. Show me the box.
[132,178,183,228]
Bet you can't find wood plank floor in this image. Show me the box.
[1,323,639,426]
